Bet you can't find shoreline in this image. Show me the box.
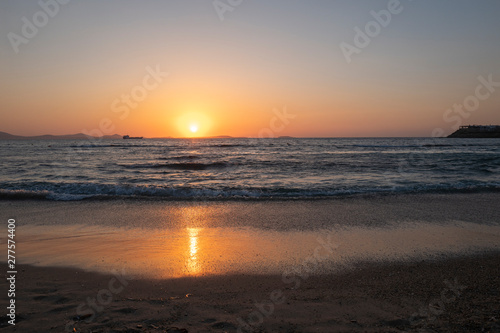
[2,187,500,202]
[3,191,500,227]
[2,252,499,332]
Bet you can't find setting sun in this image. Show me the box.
[190,124,199,133]
[176,111,212,137]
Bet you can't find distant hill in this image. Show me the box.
[0,131,250,140]
[0,131,19,140]
[0,131,122,140]
[448,125,500,138]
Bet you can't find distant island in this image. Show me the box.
[448,125,500,138]
[0,131,122,140]
[0,131,246,140]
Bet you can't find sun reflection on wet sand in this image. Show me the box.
[186,227,201,275]
[12,220,500,279]
[175,206,210,276]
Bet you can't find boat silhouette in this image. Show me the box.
[123,135,143,139]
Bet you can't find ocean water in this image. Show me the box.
[0,137,499,201]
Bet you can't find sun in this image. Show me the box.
[190,124,199,133]
[176,110,212,137]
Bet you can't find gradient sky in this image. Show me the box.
[1,0,499,137]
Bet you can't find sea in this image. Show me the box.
[1,137,499,201]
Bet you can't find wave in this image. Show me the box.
[213,144,245,148]
[118,162,231,170]
[1,182,499,201]
[0,189,50,200]
[351,143,499,149]
[159,155,201,161]
[351,144,427,148]
[421,144,455,147]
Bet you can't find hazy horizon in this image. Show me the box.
[1,128,471,139]
[1,0,500,138]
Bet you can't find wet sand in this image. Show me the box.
[7,220,500,279]
[1,192,500,331]
[1,253,499,332]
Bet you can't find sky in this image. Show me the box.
[1,0,499,138]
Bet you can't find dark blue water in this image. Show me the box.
[0,138,499,200]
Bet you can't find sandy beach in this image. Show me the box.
[1,192,500,332]
[1,253,499,332]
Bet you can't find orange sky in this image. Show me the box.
[1,1,500,138]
